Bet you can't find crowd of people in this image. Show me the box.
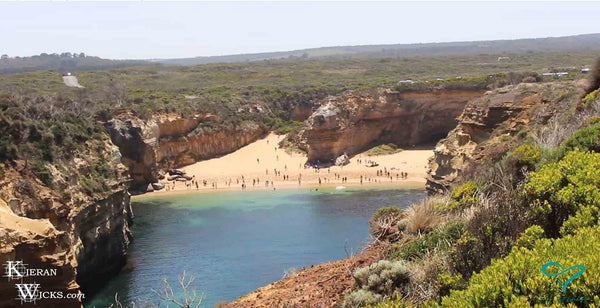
[163,163,413,192]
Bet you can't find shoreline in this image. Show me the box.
[132,180,426,200]
[136,133,433,199]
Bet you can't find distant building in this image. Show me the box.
[497,56,510,61]
[542,72,569,77]
[582,68,591,73]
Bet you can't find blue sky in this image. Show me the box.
[0,1,598,59]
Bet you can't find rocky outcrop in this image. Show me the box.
[105,111,267,186]
[226,246,384,308]
[426,82,584,194]
[0,136,132,307]
[291,103,314,121]
[298,89,484,162]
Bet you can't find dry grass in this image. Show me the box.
[399,201,443,235]
[530,99,600,149]
[406,251,448,303]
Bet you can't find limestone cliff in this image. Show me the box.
[0,135,132,307]
[105,111,267,186]
[426,81,584,194]
[298,89,484,163]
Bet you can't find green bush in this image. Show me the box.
[556,122,600,158]
[366,295,411,308]
[353,260,411,297]
[445,181,479,211]
[438,227,600,307]
[389,223,465,261]
[448,231,486,279]
[271,119,304,135]
[523,150,600,236]
[365,143,402,156]
[583,89,599,107]
[31,159,53,186]
[510,143,541,167]
[515,225,545,250]
[437,273,466,298]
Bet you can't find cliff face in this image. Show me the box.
[0,136,132,307]
[426,82,583,194]
[298,89,483,162]
[105,112,267,186]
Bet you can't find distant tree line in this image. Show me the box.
[0,52,151,75]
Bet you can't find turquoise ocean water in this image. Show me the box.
[86,186,425,307]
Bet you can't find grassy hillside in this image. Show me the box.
[0,51,596,120]
[158,33,600,65]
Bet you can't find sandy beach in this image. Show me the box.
[151,133,433,195]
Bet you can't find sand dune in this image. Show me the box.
[156,133,433,193]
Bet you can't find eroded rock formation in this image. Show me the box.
[105,111,267,186]
[0,136,132,307]
[426,82,584,194]
[298,89,484,162]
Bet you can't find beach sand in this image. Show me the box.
[152,133,433,194]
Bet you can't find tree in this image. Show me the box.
[1,54,8,60]
[152,271,204,308]
[79,52,86,58]
[106,75,127,107]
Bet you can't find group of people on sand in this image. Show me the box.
[164,166,412,192]
[160,139,416,192]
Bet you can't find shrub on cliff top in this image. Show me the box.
[389,222,466,262]
[438,226,600,307]
[514,225,545,250]
[447,181,479,211]
[509,143,541,167]
[556,122,600,158]
[354,260,411,296]
[342,289,382,308]
[523,150,600,237]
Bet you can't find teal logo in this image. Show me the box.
[541,262,585,293]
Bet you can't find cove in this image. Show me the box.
[85,186,425,307]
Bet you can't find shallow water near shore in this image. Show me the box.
[86,186,425,307]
